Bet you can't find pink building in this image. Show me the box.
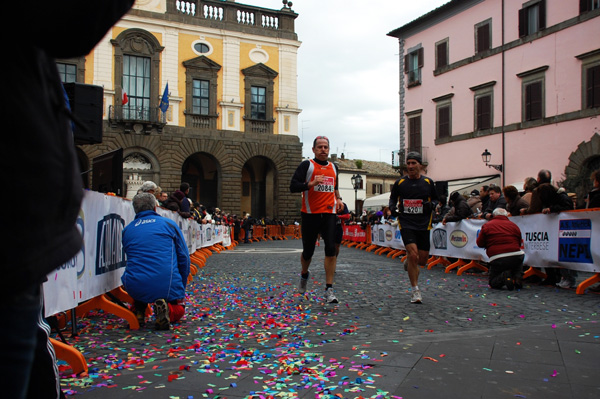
[388,0,600,206]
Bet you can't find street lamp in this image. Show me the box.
[481,149,503,172]
[351,173,362,214]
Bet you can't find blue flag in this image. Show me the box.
[159,83,169,113]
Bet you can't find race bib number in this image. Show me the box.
[403,199,423,214]
[314,176,335,193]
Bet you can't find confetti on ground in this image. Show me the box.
[54,246,600,398]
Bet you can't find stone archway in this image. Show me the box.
[241,156,277,219]
[563,133,600,208]
[182,152,221,209]
[123,148,161,199]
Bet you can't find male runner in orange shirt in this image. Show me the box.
[290,136,344,303]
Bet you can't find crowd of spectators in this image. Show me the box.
[357,167,600,290]
[137,181,294,244]
[136,169,599,290]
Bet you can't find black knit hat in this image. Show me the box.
[406,151,422,164]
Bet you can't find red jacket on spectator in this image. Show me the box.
[476,215,523,260]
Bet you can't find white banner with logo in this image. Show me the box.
[368,210,599,273]
[43,191,228,317]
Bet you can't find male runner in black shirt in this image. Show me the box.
[389,152,439,303]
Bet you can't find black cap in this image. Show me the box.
[471,189,480,196]
[406,151,422,164]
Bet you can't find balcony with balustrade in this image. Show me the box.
[166,0,298,39]
[108,105,167,133]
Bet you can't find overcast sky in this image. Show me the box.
[250,0,450,162]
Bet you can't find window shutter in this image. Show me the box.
[477,24,490,53]
[526,81,542,121]
[539,0,546,30]
[477,95,491,130]
[404,54,409,73]
[409,116,422,151]
[580,0,589,13]
[588,65,600,109]
[518,8,527,37]
[531,82,542,120]
[437,42,447,68]
[438,106,450,138]
[417,48,424,68]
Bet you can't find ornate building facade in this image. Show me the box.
[61,0,303,220]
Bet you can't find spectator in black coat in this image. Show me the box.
[537,184,574,214]
[533,183,575,287]
[442,192,472,225]
[482,186,507,220]
[503,185,529,216]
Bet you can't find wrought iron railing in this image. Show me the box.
[109,105,166,125]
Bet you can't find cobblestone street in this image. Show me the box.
[60,239,600,399]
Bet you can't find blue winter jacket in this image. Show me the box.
[122,210,190,303]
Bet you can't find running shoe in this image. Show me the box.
[325,287,338,304]
[410,289,422,304]
[556,278,576,289]
[298,272,309,294]
[153,299,170,330]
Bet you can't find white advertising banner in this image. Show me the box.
[43,191,226,317]
[367,210,599,273]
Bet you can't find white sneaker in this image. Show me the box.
[325,287,338,303]
[556,278,575,289]
[298,273,309,293]
[410,289,422,304]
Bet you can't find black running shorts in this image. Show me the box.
[301,212,337,258]
[400,228,431,252]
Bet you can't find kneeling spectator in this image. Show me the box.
[476,208,524,291]
[122,193,190,330]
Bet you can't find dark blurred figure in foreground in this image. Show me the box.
[1,2,135,398]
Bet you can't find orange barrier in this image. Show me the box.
[577,273,600,294]
[445,258,467,273]
[524,266,546,280]
[251,226,265,242]
[456,260,487,275]
[266,225,285,240]
[427,256,450,269]
[284,225,301,239]
[391,250,406,259]
[51,338,88,376]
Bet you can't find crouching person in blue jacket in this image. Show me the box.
[122,193,191,330]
